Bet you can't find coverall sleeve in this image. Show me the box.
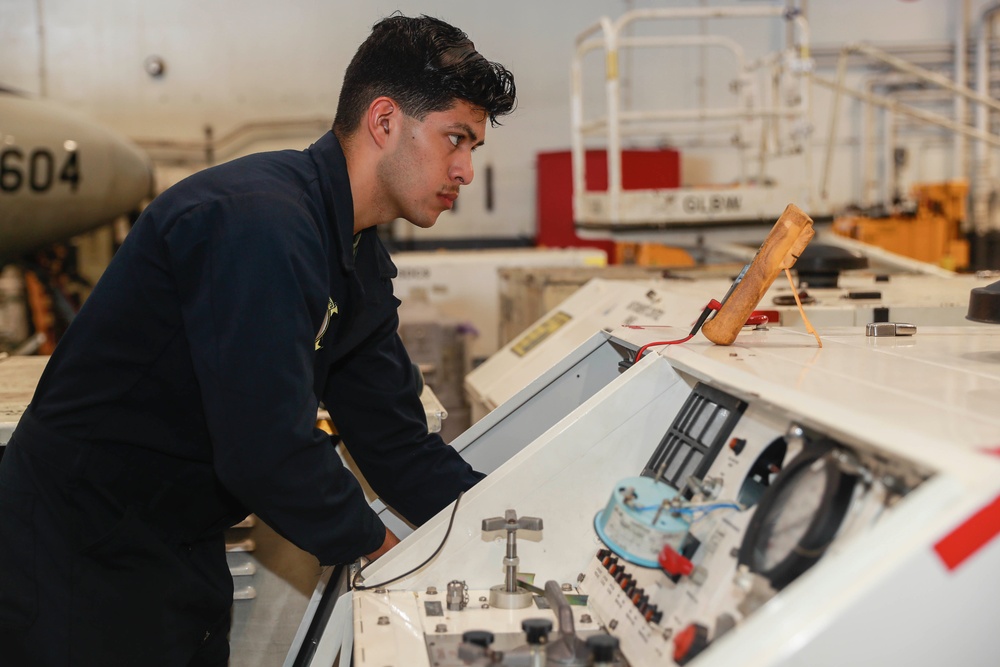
[322,313,485,527]
[164,195,385,564]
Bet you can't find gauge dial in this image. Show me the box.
[736,435,787,508]
[738,443,859,590]
[755,462,827,571]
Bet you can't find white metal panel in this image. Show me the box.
[342,324,1000,667]
[466,273,995,426]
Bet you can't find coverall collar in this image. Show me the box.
[308,131,358,272]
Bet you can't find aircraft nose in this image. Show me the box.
[0,92,157,260]
[106,135,155,211]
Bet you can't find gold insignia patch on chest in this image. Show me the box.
[315,297,338,350]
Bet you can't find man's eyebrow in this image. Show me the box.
[450,122,485,147]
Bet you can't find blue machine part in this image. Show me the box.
[594,476,691,568]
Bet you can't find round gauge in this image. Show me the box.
[737,444,858,590]
[736,436,787,508]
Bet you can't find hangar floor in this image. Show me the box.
[227,519,322,666]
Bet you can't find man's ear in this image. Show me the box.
[367,97,397,148]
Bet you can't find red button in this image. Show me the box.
[658,544,694,577]
[673,624,697,662]
[673,623,709,664]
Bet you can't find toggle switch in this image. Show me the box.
[659,544,694,577]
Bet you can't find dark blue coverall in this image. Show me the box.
[0,132,483,666]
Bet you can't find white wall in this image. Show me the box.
[1,0,992,241]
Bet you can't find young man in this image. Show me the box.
[0,14,516,666]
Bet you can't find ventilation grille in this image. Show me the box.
[643,383,746,492]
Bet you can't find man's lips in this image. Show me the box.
[438,191,458,208]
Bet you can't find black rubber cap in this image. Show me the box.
[795,244,869,288]
[462,630,495,647]
[521,618,553,645]
[967,280,1000,324]
[586,634,620,662]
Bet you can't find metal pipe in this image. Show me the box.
[571,18,615,224]
[817,39,1000,204]
[974,2,1000,234]
[862,79,878,207]
[570,37,590,232]
[850,42,1000,113]
[793,13,814,208]
[809,41,955,70]
[885,108,897,205]
[819,49,849,201]
[504,530,518,593]
[955,0,970,192]
[613,4,786,32]
[812,73,1000,148]
[756,62,775,183]
[862,73,963,207]
[615,33,747,59]
[618,106,805,122]
[577,109,804,137]
[604,17,622,224]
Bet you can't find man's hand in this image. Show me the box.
[364,526,400,561]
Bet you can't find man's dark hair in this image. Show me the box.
[333,14,516,137]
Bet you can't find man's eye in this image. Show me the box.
[448,134,461,147]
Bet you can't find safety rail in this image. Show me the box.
[570,5,817,241]
[814,41,1000,227]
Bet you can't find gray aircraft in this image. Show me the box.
[0,88,154,263]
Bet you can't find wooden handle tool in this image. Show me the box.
[701,203,815,346]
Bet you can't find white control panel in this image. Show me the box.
[310,325,1000,667]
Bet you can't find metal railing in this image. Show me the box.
[570,4,814,229]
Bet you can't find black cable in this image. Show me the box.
[352,491,464,591]
[689,301,719,336]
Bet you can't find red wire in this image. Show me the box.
[629,300,716,361]
[628,296,774,362]
[634,333,695,361]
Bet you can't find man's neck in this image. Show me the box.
[341,135,386,234]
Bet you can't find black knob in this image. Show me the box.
[968,279,1000,323]
[521,618,553,645]
[462,630,494,648]
[586,634,620,662]
[794,243,868,289]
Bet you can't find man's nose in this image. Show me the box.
[451,152,474,185]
